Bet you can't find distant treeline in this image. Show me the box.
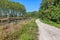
[0,0,26,18]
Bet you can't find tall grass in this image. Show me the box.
[14,19,38,40]
[0,19,38,40]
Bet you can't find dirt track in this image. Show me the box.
[36,19,60,40]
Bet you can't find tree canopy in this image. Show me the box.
[39,0,60,23]
[0,0,26,17]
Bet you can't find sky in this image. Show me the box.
[11,0,42,12]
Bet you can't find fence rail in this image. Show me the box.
[0,17,26,23]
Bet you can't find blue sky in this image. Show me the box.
[11,0,42,12]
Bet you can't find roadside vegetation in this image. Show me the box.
[0,19,38,40]
[17,19,38,40]
[39,0,60,28]
[40,19,60,28]
[0,0,60,40]
[0,0,38,40]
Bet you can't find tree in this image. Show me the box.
[39,0,60,23]
[0,0,26,18]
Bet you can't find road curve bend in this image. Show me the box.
[35,19,60,40]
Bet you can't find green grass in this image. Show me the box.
[13,19,38,40]
[40,19,60,28]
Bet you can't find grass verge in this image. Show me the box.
[40,19,60,28]
[12,19,38,40]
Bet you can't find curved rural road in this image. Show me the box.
[35,19,60,40]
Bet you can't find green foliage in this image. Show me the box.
[26,11,40,18]
[0,0,26,17]
[14,19,38,40]
[39,0,60,24]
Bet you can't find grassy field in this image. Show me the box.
[0,19,38,40]
[40,19,60,28]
